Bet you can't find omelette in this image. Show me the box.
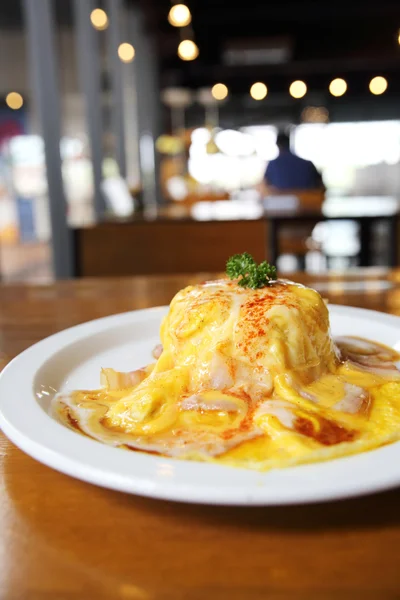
[53,273,400,471]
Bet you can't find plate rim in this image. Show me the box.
[1,303,400,506]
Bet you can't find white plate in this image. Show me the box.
[1,305,400,506]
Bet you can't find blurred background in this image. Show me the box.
[1,0,400,281]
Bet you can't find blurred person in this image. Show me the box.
[262,132,325,195]
[258,131,326,269]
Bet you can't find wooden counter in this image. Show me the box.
[74,219,267,276]
[73,199,400,277]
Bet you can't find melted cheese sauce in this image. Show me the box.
[52,279,400,471]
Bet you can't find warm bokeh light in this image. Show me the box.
[178,39,199,61]
[211,83,228,101]
[398,29,400,45]
[6,92,23,110]
[162,87,193,108]
[250,82,268,100]
[369,76,388,95]
[118,43,135,63]
[329,78,347,97]
[289,80,307,98]
[90,8,108,31]
[168,4,192,27]
[301,106,329,123]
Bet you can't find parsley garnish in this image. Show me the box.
[226,253,277,289]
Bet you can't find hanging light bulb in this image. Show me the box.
[168,4,192,27]
[369,76,388,95]
[6,92,23,110]
[211,83,228,101]
[118,43,135,63]
[178,39,199,61]
[90,8,109,31]
[250,82,267,100]
[329,78,347,97]
[289,80,307,98]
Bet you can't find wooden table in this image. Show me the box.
[267,211,400,267]
[1,271,400,599]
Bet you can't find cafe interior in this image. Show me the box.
[3,2,400,598]
[1,0,400,281]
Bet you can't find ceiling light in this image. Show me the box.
[178,39,199,61]
[211,83,228,101]
[289,80,307,98]
[90,8,108,31]
[118,43,135,63]
[329,78,347,97]
[168,4,192,27]
[250,82,267,100]
[6,92,23,110]
[369,76,388,95]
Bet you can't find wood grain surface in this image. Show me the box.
[74,220,267,277]
[1,271,400,600]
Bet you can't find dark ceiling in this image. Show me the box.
[3,0,399,97]
[1,0,400,124]
[139,0,400,91]
[135,0,400,124]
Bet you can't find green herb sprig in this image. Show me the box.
[226,253,277,289]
